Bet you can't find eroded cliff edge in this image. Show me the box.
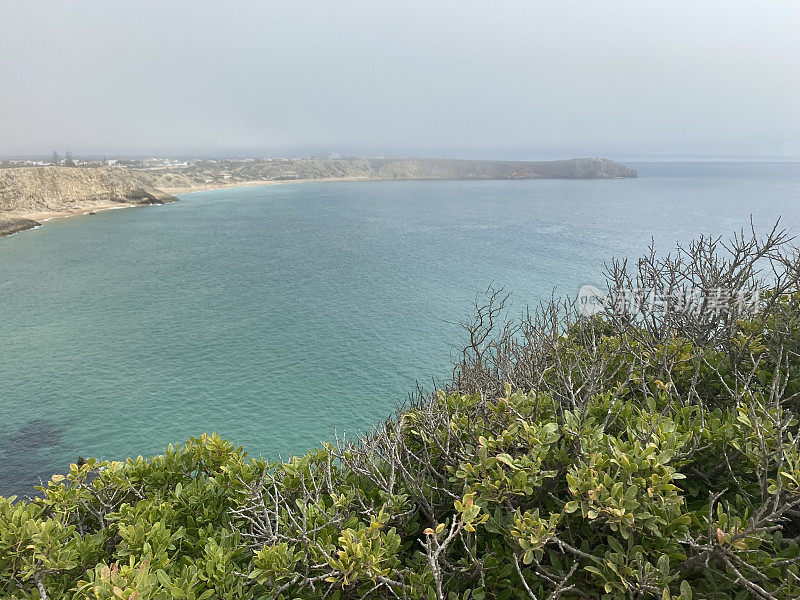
[0,167,177,214]
[0,167,179,236]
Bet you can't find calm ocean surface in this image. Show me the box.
[1,162,798,496]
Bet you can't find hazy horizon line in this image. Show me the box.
[2,152,798,164]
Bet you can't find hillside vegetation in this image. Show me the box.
[1,225,798,600]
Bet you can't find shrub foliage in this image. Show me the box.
[2,225,799,599]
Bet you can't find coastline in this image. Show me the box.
[0,158,638,239]
[0,174,589,238]
[0,158,639,239]
[165,173,577,197]
[161,175,382,196]
[0,203,140,240]
[0,178,373,239]
[24,203,138,223]
[0,167,637,240]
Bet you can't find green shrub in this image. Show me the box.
[1,227,799,599]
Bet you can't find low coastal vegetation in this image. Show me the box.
[2,226,799,599]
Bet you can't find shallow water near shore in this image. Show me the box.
[1,162,799,496]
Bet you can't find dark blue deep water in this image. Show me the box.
[1,162,798,495]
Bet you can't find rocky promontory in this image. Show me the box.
[0,216,41,237]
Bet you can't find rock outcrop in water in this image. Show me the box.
[0,158,636,237]
[0,216,41,237]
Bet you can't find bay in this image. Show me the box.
[1,162,798,496]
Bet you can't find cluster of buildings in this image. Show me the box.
[0,156,116,168]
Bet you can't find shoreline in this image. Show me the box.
[0,157,639,239]
[166,173,569,197]
[0,172,632,239]
[24,203,138,223]
[0,203,141,239]
[1,177,386,238]
[0,179,363,239]
[161,175,383,196]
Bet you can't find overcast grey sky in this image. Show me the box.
[1,0,798,160]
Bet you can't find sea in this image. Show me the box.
[1,162,798,496]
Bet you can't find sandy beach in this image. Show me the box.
[159,175,379,196]
[0,203,140,239]
[21,203,138,223]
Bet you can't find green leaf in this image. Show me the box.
[156,569,172,587]
[496,453,519,469]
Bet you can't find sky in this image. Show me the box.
[1,0,798,161]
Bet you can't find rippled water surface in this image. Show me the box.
[1,162,798,495]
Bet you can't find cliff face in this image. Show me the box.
[0,167,177,215]
[0,167,179,237]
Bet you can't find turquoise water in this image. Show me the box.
[1,162,798,496]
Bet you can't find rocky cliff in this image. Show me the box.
[0,216,41,237]
[0,167,177,214]
[0,167,178,236]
